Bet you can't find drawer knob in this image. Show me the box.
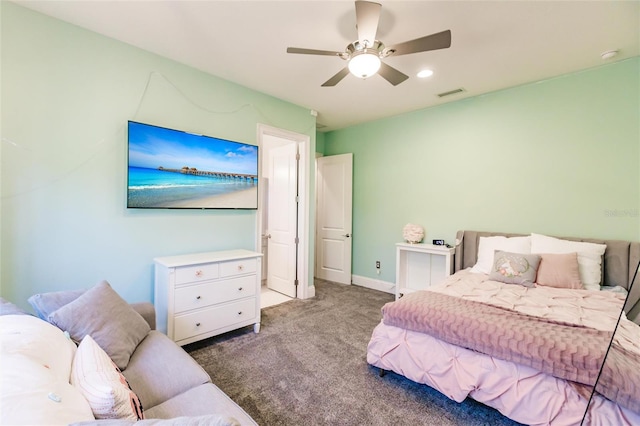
[196,295,201,300]
[238,265,244,271]
[195,270,203,277]
[196,322,201,327]
[238,287,243,291]
[237,311,243,316]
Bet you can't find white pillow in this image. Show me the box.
[0,314,77,381]
[530,233,606,291]
[0,315,94,425]
[470,236,532,274]
[71,335,144,421]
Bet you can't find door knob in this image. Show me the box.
[342,233,351,238]
[267,234,272,239]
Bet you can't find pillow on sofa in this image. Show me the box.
[1,315,94,425]
[0,297,31,316]
[28,288,86,320]
[536,252,583,289]
[47,280,150,370]
[488,250,541,287]
[72,335,144,421]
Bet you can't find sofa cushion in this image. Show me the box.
[0,315,94,425]
[122,331,211,410]
[47,281,150,370]
[72,335,144,421]
[144,383,255,426]
[130,302,157,330]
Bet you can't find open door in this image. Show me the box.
[316,153,353,284]
[266,143,298,298]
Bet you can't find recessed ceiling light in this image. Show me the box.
[601,50,619,60]
[417,69,434,78]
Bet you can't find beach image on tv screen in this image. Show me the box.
[127,121,258,209]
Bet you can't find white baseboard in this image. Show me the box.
[351,275,395,295]
[300,283,315,299]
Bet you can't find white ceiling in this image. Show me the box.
[14,0,640,132]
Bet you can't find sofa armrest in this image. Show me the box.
[131,302,156,330]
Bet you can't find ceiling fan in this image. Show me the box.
[286,0,451,87]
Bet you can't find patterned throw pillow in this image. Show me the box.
[71,335,144,421]
[470,236,532,274]
[488,250,541,287]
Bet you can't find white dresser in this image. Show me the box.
[154,249,263,346]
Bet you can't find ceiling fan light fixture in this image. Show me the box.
[348,51,381,79]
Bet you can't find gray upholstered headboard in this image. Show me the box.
[453,230,640,321]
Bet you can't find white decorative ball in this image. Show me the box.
[403,223,425,244]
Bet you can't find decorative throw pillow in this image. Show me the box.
[1,315,94,425]
[47,280,150,370]
[536,252,583,289]
[470,236,532,275]
[531,233,606,291]
[71,335,144,421]
[28,289,86,320]
[488,250,541,287]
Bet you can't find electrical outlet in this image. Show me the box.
[375,261,381,269]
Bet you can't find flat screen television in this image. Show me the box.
[127,121,258,209]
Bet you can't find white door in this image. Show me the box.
[316,153,353,284]
[266,143,298,297]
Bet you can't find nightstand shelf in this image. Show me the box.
[396,243,455,300]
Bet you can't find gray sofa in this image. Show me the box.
[1,281,258,426]
[107,305,257,425]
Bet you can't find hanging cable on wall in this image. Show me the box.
[2,70,316,199]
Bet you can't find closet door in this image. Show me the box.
[316,153,353,284]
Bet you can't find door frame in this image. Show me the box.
[256,124,313,300]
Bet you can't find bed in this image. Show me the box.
[367,230,640,426]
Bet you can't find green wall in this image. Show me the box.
[315,131,326,154]
[324,58,640,284]
[1,3,316,308]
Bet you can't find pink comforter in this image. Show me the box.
[381,290,611,385]
[367,270,640,425]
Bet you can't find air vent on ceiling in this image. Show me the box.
[437,88,466,98]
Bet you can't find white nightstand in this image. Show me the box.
[395,243,455,300]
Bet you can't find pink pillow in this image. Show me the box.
[536,252,583,289]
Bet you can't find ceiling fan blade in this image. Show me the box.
[355,1,382,46]
[386,30,451,57]
[322,67,350,87]
[378,62,409,86]
[287,47,343,57]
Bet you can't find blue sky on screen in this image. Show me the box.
[128,122,258,175]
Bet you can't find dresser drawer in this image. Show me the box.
[173,275,257,314]
[173,298,257,342]
[174,263,219,285]
[220,258,257,278]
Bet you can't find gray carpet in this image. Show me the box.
[185,279,523,426]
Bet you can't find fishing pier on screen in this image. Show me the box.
[158,166,258,183]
